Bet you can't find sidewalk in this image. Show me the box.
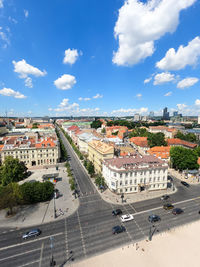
[92,179,177,205]
[169,168,200,185]
[0,166,79,228]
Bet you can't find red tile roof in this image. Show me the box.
[147,146,170,159]
[167,138,197,149]
[129,137,148,148]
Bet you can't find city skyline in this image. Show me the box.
[0,0,200,117]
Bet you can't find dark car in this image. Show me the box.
[112,225,126,234]
[163,203,174,210]
[160,195,170,201]
[112,209,122,216]
[181,181,190,187]
[22,229,41,239]
[172,208,184,215]
[148,214,161,223]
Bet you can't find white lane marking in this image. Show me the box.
[134,196,200,217]
[0,232,64,252]
[128,203,137,213]
[77,211,87,256]
[18,260,40,267]
[123,204,145,238]
[38,242,44,267]
[0,248,40,262]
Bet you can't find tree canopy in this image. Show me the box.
[170,146,199,171]
[0,156,28,186]
[91,120,102,129]
[175,131,197,143]
[147,132,167,148]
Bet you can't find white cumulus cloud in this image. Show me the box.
[13,59,46,78]
[153,72,175,85]
[0,0,3,8]
[164,91,172,96]
[63,49,80,65]
[136,93,142,99]
[78,97,91,101]
[195,99,200,106]
[93,93,103,99]
[54,74,76,90]
[13,59,46,87]
[24,10,29,18]
[156,36,200,70]
[177,103,187,111]
[144,77,152,84]
[112,0,196,66]
[0,87,26,98]
[177,77,199,89]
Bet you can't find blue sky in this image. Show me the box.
[0,0,200,117]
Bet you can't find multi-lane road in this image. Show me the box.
[0,127,200,267]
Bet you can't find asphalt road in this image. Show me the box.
[1,127,200,267]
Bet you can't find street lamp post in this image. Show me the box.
[54,194,57,219]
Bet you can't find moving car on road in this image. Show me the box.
[112,209,122,216]
[163,203,174,210]
[148,214,161,223]
[120,214,134,222]
[181,181,190,187]
[22,229,41,239]
[172,208,184,215]
[160,195,170,201]
[112,225,126,234]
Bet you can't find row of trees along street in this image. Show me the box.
[0,156,54,215]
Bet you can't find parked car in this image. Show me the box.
[112,225,126,234]
[22,229,41,239]
[148,214,161,223]
[112,209,122,216]
[160,195,170,201]
[120,214,134,222]
[172,208,184,215]
[181,181,190,187]
[163,203,174,210]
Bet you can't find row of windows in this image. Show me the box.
[3,149,56,155]
[119,183,166,193]
[118,177,166,186]
[114,169,166,178]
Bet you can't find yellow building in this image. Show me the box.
[88,140,114,173]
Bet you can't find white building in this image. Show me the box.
[198,115,200,125]
[102,155,168,194]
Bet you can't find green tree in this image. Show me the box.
[170,146,198,171]
[0,156,27,186]
[101,128,106,134]
[87,161,95,176]
[20,181,54,204]
[91,120,102,129]
[175,131,197,143]
[147,132,167,148]
[32,122,39,129]
[0,183,22,215]
[194,146,200,157]
[95,174,106,188]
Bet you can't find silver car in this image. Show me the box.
[22,229,41,239]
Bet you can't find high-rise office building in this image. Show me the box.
[149,111,154,118]
[163,107,170,120]
[173,111,178,117]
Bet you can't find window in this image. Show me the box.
[120,189,123,193]
[120,181,122,186]
[130,187,132,191]
[114,173,116,177]
[130,180,132,184]
[125,188,128,192]
[111,182,115,187]
[125,180,128,185]
[149,178,152,182]
[158,177,160,181]
[134,187,137,191]
[134,179,137,184]
[130,172,132,177]
[120,173,122,178]
[140,178,143,183]
[144,178,146,184]
[125,173,128,177]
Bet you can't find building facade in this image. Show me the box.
[88,140,114,173]
[102,155,168,194]
[0,134,60,167]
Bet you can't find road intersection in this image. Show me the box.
[0,128,200,266]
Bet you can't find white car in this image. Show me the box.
[120,214,134,222]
